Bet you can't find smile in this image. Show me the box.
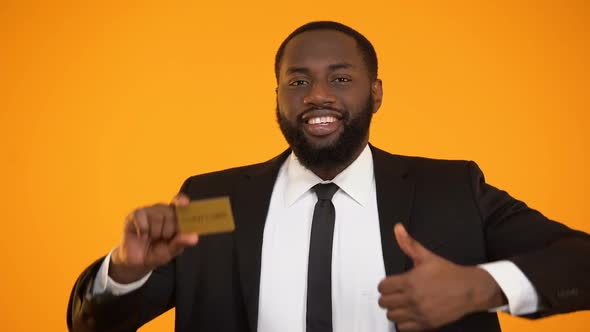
[307,116,338,125]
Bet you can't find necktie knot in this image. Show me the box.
[313,183,339,201]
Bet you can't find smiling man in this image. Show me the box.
[275,28,380,180]
[67,21,590,332]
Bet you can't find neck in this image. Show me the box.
[307,141,368,181]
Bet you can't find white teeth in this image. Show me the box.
[308,116,337,124]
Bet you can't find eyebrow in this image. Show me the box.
[328,63,354,71]
[285,62,354,75]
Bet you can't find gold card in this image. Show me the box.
[175,196,235,235]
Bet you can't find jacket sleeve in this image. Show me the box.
[66,257,176,332]
[468,161,590,316]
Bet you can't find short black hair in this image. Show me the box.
[274,21,378,82]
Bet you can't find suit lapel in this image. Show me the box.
[232,150,290,332]
[371,145,416,276]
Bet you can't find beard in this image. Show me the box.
[276,96,374,172]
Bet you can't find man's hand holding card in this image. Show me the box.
[108,194,233,284]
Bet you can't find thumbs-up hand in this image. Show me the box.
[377,224,505,331]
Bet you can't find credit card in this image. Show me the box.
[175,196,235,235]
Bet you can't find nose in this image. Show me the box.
[303,81,336,107]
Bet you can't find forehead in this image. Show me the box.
[280,30,365,74]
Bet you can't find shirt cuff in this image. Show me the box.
[478,260,539,316]
[92,248,152,296]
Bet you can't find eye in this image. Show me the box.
[288,79,309,86]
[333,76,352,83]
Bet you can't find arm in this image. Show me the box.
[67,194,199,332]
[378,161,590,331]
[67,257,175,332]
[470,161,590,315]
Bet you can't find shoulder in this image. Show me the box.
[370,145,486,196]
[371,145,478,179]
[179,150,290,198]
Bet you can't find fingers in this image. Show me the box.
[379,292,432,331]
[387,309,419,328]
[169,232,199,254]
[167,194,190,238]
[126,194,191,241]
[149,212,165,239]
[127,208,148,237]
[396,321,423,332]
[125,204,181,241]
[120,197,198,271]
[144,241,175,267]
[137,203,198,247]
[143,233,198,267]
[161,216,176,239]
[379,228,469,330]
[378,292,409,309]
[145,205,177,240]
[378,275,409,294]
[378,280,434,332]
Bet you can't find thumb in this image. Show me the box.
[171,193,190,207]
[394,223,433,265]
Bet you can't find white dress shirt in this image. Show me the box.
[94,144,540,331]
[257,145,392,332]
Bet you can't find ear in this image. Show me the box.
[371,79,383,113]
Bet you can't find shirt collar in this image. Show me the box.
[284,144,374,207]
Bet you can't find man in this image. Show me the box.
[67,21,590,332]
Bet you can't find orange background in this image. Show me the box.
[1,1,588,331]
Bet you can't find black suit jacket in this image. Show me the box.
[68,145,590,332]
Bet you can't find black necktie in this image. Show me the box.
[307,183,339,332]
